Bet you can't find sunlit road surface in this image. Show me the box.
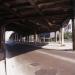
[6,44,75,75]
[32,42,73,50]
[0,60,5,75]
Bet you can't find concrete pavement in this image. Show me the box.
[0,60,5,75]
[5,44,75,75]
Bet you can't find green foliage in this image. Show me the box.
[64,32,72,39]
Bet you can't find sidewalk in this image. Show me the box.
[27,42,73,50]
[35,42,73,50]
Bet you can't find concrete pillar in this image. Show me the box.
[34,34,36,44]
[14,33,17,42]
[21,38,23,43]
[25,36,28,43]
[23,37,25,43]
[36,34,39,43]
[35,34,38,42]
[72,0,75,50]
[29,35,31,42]
[59,29,61,44]
[0,25,5,60]
[59,27,64,45]
[18,34,19,43]
[25,36,29,43]
[72,19,75,50]
[0,26,5,49]
[20,35,22,43]
[61,27,64,45]
[38,35,41,43]
[49,32,51,42]
[43,36,45,43]
[55,31,57,42]
[0,27,2,49]
[31,35,33,42]
[28,36,29,43]
[16,33,18,42]
[34,33,39,44]
[33,33,38,44]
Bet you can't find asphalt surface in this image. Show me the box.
[5,44,75,75]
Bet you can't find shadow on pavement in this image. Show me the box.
[5,43,41,58]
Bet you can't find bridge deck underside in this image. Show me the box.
[0,0,72,35]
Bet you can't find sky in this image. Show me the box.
[5,31,14,41]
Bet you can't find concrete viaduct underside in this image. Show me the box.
[0,0,75,61]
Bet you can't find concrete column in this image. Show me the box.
[34,34,36,44]
[59,29,61,44]
[34,33,39,44]
[37,34,40,43]
[43,36,45,43]
[21,37,23,43]
[26,36,29,43]
[25,36,28,43]
[14,33,17,42]
[35,34,38,42]
[0,27,2,49]
[55,31,57,42]
[72,19,75,50]
[0,25,5,60]
[23,37,25,43]
[20,35,22,43]
[17,35,19,43]
[36,34,39,42]
[49,32,51,42]
[72,0,75,50]
[59,28,64,45]
[27,36,29,43]
[16,33,18,42]
[61,27,64,45]
[0,26,5,49]
[38,35,41,43]
[31,35,33,42]
[29,35,31,43]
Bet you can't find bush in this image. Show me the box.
[64,32,72,39]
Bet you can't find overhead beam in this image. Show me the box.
[38,0,70,7]
[28,0,53,28]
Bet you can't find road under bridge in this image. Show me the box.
[0,0,75,75]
